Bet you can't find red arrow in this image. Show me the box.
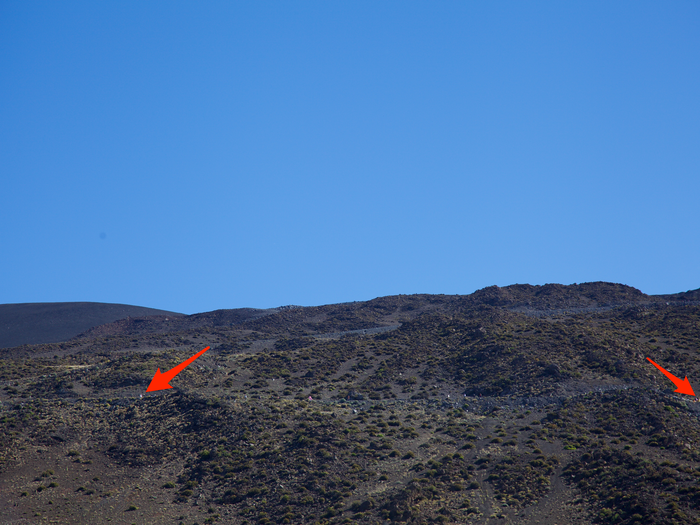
[147,346,210,392]
[646,357,695,396]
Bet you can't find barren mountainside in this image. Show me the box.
[2,282,700,524]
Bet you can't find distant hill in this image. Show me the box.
[72,307,275,341]
[0,302,184,348]
[68,281,699,343]
[5,282,698,349]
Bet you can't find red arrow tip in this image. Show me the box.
[145,346,210,393]
[647,357,696,396]
[146,368,174,392]
[676,377,696,396]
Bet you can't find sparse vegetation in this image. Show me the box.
[2,284,700,523]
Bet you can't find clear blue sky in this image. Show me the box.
[1,2,698,314]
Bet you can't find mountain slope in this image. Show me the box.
[1,282,700,524]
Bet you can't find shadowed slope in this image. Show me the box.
[0,302,183,348]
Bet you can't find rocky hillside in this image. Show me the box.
[1,282,700,524]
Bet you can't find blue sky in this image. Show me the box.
[1,2,698,314]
